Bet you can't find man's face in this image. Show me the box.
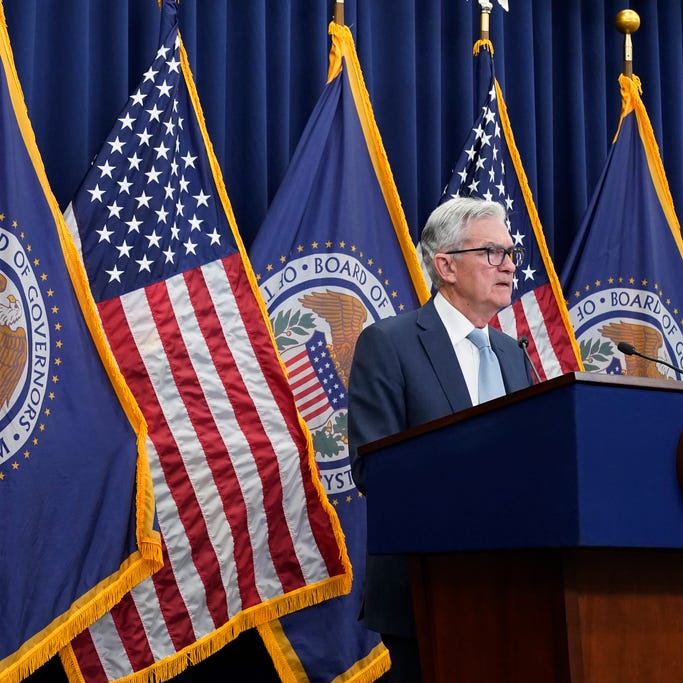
[443,216,516,325]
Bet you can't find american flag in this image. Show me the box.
[61,2,350,681]
[442,42,581,378]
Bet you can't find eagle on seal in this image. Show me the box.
[298,289,367,387]
[0,273,28,409]
[600,320,667,380]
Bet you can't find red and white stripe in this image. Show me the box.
[494,283,578,381]
[67,254,346,679]
[283,345,330,422]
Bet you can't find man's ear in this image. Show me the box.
[433,253,457,284]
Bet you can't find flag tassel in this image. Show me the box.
[473,38,494,57]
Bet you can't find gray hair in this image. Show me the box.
[420,196,507,288]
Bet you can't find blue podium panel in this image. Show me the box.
[363,373,683,554]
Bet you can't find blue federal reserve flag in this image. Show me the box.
[0,4,160,681]
[250,22,430,683]
[562,75,683,379]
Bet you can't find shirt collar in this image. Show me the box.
[433,291,490,344]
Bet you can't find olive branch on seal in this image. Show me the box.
[270,308,316,353]
[311,411,348,459]
[579,337,614,372]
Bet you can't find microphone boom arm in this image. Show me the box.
[518,335,542,384]
[617,341,683,375]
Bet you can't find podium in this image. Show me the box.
[362,372,683,682]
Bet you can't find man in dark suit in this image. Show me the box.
[348,196,534,682]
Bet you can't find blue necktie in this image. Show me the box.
[467,327,506,403]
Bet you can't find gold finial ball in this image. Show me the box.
[615,9,640,35]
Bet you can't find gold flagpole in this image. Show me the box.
[615,9,640,78]
[478,0,492,40]
[333,0,344,25]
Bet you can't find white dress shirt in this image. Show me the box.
[433,291,491,405]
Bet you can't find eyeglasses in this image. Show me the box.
[445,245,525,267]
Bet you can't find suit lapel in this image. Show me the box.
[416,300,473,413]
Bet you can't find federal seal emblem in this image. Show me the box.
[569,278,683,379]
[0,225,51,466]
[259,245,409,501]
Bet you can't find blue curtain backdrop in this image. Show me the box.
[10,0,682,681]
[5,0,683,276]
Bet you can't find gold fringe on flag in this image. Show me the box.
[616,74,683,256]
[328,22,431,305]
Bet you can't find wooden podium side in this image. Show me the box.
[411,548,683,683]
[362,373,683,683]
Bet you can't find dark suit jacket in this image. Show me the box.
[348,297,533,636]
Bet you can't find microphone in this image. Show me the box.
[617,341,683,374]
[517,336,542,384]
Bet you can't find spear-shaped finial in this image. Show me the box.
[615,9,640,78]
[333,0,344,25]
